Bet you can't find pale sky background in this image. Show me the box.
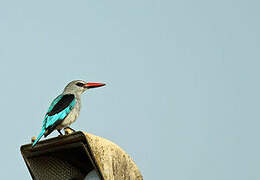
[1,0,260,179]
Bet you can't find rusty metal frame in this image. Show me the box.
[20,131,104,180]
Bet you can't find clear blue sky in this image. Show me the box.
[1,0,260,179]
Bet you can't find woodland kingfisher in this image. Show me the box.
[32,80,105,147]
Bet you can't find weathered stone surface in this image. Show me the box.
[84,132,143,180]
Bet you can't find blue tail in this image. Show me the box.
[32,130,45,147]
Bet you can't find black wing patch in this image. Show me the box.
[47,94,75,116]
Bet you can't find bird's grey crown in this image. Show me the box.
[63,80,87,96]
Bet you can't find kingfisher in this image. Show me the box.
[32,80,105,147]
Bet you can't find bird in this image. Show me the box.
[32,80,105,147]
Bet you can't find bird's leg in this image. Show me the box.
[66,127,76,132]
[57,129,63,136]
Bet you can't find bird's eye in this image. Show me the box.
[76,82,85,87]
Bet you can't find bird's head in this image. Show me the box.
[63,80,105,95]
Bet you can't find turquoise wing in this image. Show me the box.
[33,94,76,147]
[43,94,76,133]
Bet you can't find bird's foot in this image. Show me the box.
[64,127,76,135]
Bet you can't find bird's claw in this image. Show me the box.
[64,127,75,135]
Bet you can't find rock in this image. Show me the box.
[84,132,143,180]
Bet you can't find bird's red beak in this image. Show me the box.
[84,83,106,89]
